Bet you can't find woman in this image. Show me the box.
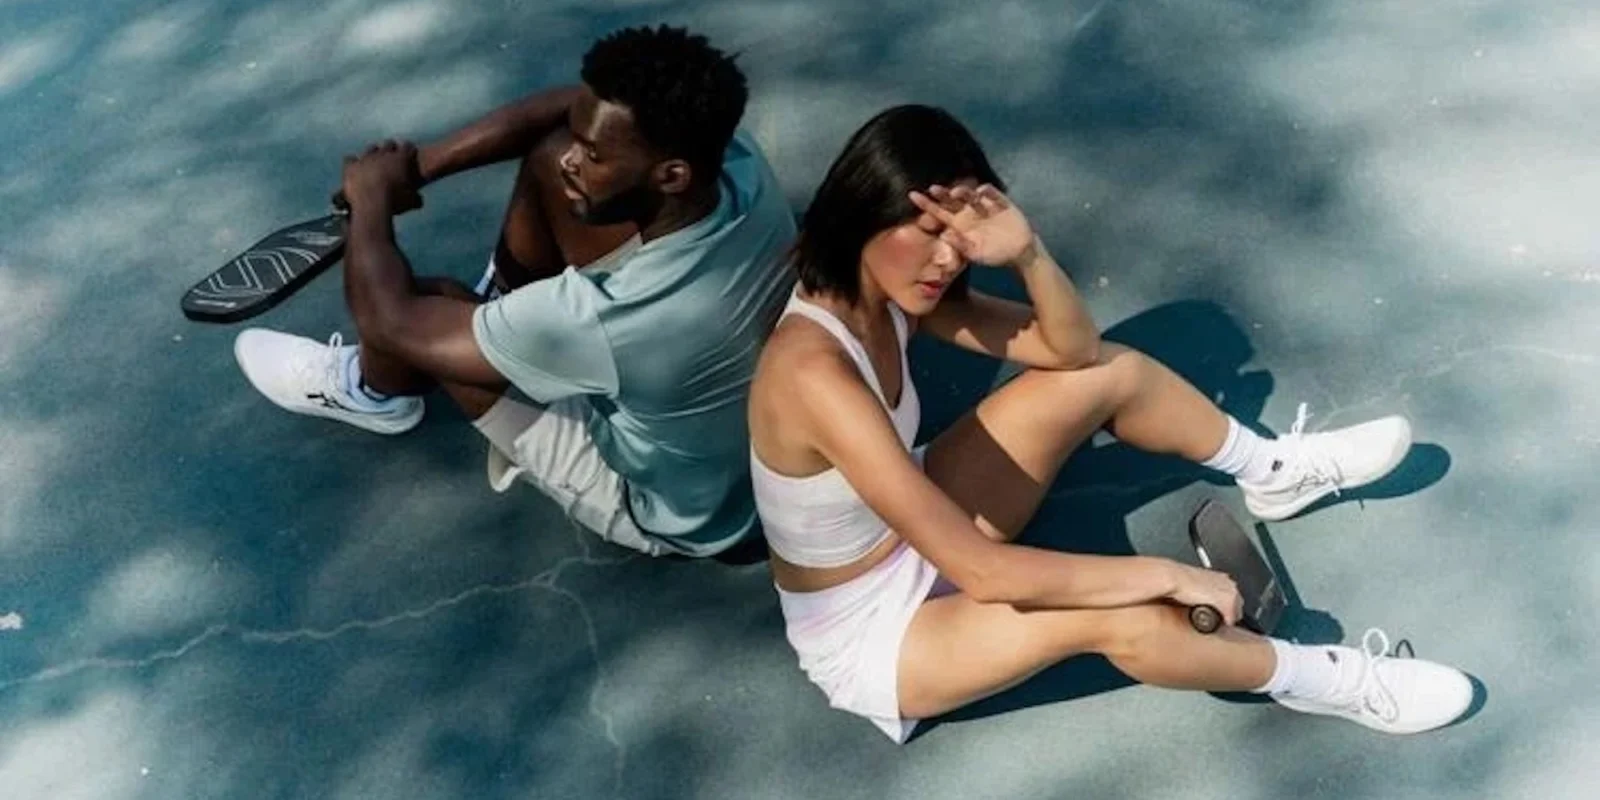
[748,105,1471,743]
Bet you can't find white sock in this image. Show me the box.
[1255,638,1353,700]
[1202,417,1285,484]
[339,347,399,412]
[471,395,539,446]
[475,258,502,300]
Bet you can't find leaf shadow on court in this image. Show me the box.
[0,0,1548,795]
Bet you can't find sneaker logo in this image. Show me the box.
[1271,459,1284,472]
[306,392,345,410]
[1327,651,1339,663]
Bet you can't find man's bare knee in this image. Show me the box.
[530,128,570,181]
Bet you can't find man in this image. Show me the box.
[233,26,797,558]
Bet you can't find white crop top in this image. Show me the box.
[751,291,921,568]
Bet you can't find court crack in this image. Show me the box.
[0,527,635,796]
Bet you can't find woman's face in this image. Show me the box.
[860,181,981,316]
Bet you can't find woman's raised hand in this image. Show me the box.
[908,183,1038,268]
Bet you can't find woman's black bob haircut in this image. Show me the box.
[791,104,1006,304]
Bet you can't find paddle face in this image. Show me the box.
[1189,499,1288,634]
[180,214,346,323]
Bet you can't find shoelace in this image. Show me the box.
[1281,402,1345,495]
[1341,628,1402,723]
[290,332,348,404]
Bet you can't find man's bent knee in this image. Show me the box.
[529,127,572,184]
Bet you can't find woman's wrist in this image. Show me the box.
[1148,557,1184,600]
[1007,236,1046,273]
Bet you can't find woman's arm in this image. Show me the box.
[915,187,1100,369]
[790,349,1236,617]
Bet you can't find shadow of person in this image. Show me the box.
[1295,443,1452,518]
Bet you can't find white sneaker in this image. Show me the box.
[1274,628,1473,735]
[1239,403,1412,521]
[233,329,423,435]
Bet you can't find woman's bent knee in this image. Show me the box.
[1098,344,1155,399]
[1017,342,1148,409]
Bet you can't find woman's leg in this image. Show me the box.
[899,596,1273,718]
[923,342,1228,543]
[903,345,1462,733]
[907,342,1260,714]
[901,587,1473,735]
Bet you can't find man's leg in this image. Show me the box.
[232,276,484,432]
[236,127,635,433]
[491,128,637,291]
[356,128,637,404]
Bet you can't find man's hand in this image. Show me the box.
[340,140,424,215]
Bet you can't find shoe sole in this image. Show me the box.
[233,333,424,436]
[1274,692,1469,735]
[1246,419,1413,522]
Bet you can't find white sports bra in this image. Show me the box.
[751,291,921,568]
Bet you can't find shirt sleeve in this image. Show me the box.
[471,268,620,403]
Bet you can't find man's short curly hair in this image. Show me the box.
[581,25,748,181]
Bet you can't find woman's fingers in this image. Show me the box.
[976,184,1010,213]
[908,190,960,226]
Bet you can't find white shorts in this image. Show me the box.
[472,238,665,554]
[474,395,669,556]
[776,541,955,744]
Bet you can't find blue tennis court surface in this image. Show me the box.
[2,1,1596,797]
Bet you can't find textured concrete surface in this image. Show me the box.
[2,1,1597,798]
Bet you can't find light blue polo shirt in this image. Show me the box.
[471,131,796,553]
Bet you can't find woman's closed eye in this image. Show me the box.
[914,213,945,237]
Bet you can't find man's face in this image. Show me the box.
[558,88,659,225]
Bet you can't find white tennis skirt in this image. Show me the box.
[776,541,948,743]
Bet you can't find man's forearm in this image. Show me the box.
[416,85,583,184]
[343,204,417,338]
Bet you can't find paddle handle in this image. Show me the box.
[329,148,423,218]
[1189,604,1222,634]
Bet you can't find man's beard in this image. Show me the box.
[577,182,661,226]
